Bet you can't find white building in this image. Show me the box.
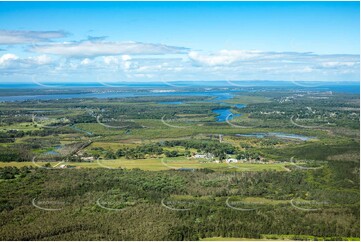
[226,158,238,163]
[81,156,94,162]
[193,153,214,159]
[194,154,207,159]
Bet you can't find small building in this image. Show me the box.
[59,164,76,169]
[194,154,207,159]
[219,134,223,143]
[81,156,94,162]
[226,158,238,163]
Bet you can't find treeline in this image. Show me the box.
[102,140,239,160]
[0,166,359,240]
[0,166,31,179]
[160,140,236,155]
[235,150,262,161]
[0,145,33,162]
[0,128,75,143]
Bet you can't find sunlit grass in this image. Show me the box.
[0,158,291,172]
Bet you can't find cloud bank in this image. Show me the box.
[0,29,359,82]
[0,30,69,45]
[29,40,189,57]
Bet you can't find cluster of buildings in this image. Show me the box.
[192,153,239,163]
[75,150,95,162]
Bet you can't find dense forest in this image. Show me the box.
[0,158,359,240]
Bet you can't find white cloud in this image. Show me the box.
[101,55,137,71]
[0,53,18,65]
[0,30,68,45]
[80,58,91,65]
[122,55,131,61]
[30,40,189,57]
[0,28,358,82]
[103,56,119,65]
[320,61,358,68]
[0,53,53,71]
[188,50,359,77]
[188,50,262,66]
[0,48,359,82]
[28,55,52,65]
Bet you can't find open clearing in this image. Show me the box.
[0,158,291,171]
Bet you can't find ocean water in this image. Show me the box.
[1,81,359,92]
[158,101,184,105]
[0,90,239,102]
[0,82,358,102]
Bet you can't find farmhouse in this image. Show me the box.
[226,158,238,163]
[193,153,214,159]
[81,156,94,162]
[193,154,207,159]
[59,164,76,169]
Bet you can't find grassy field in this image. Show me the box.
[201,237,271,241]
[201,235,360,241]
[0,122,41,131]
[225,95,270,105]
[0,158,291,171]
[237,196,289,205]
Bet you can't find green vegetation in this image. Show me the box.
[0,164,359,240]
[0,87,359,240]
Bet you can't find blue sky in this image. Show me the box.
[0,1,359,83]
